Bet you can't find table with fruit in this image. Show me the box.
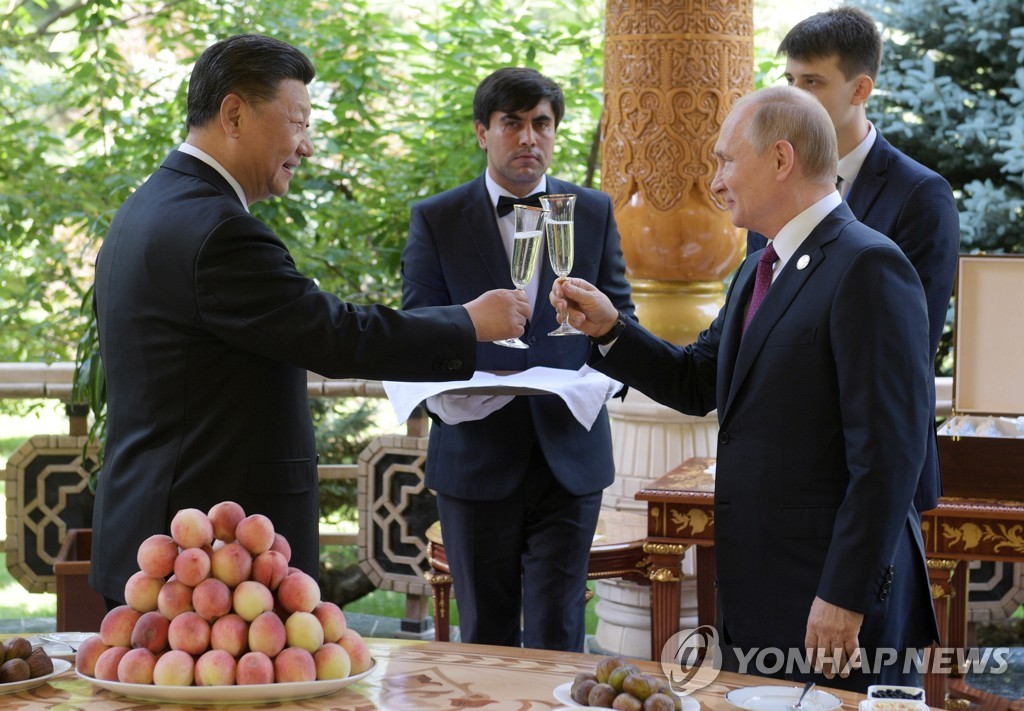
[1,502,874,710]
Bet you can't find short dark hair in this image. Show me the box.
[778,7,882,81]
[473,67,565,128]
[186,34,316,130]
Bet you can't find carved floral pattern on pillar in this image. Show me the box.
[603,0,752,283]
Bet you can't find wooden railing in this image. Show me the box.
[0,362,421,551]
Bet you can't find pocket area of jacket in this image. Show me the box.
[247,459,315,495]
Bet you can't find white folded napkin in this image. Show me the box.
[383,366,622,431]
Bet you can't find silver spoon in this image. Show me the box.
[791,681,816,710]
[38,634,81,653]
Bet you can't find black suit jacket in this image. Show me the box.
[748,131,960,511]
[599,203,938,655]
[401,174,635,499]
[91,150,478,601]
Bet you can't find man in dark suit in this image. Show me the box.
[91,34,531,608]
[554,85,937,689]
[400,67,634,651]
[747,6,960,512]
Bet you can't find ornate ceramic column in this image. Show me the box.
[595,0,754,658]
[602,0,752,345]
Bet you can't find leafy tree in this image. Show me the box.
[848,0,1024,369]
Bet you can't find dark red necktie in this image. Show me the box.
[743,242,778,333]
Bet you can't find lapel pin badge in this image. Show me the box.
[797,255,810,270]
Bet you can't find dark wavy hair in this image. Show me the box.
[473,67,565,128]
[186,34,316,130]
[778,7,882,81]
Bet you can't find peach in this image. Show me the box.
[75,634,111,677]
[235,513,275,555]
[117,647,157,684]
[167,611,211,655]
[130,610,170,653]
[233,580,274,622]
[210,613,249,658]
[338,629,373,675]
[124,571,164,613]
[312,601,347,643]
[137,534,179,578]
[157,579,194,619]
[193,577,232,622]
[277,571,320,613]
[173,547,212,587]
[314,642,352,680]
[153,649,195,686]
[271,533,292,562]
[273,646,316,683]
[170,507,214,549]
[285,611,324,653]
[208,500,246,542]
[210,541,253,588]
[251,550,289,591]
[195,648,236,686]
[248,611,286,658]
[236,651,275,685]
[99,605,142,647]
[93,646,130,681]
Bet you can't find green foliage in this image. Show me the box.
[312,397,376,523]
[849,0,1024,255]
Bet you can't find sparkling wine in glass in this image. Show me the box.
[540,193,584,336]
[493,204,546,349]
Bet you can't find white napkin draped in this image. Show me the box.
[383,366,622,431]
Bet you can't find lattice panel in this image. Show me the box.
[4,435,98,593]
[357,435,434,596]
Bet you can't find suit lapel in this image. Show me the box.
[846,133,891,220]
[720,206,853,420]
[461,176,512,288]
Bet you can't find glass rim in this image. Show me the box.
[513,205,549,213]
[541,193,576,199]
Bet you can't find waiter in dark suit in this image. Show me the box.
[554,85,937,689]
[747,7,960,512]
[91,34,530,609]
[401,67,634,651]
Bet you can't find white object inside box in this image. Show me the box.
[937,415,1024,438]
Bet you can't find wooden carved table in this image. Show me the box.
[636,457,1024,710]
[0,636,876,711]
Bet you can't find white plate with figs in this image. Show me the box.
[77,658,376,703]
[0,659,72,696]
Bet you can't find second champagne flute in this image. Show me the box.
[540,193,585,336]
[493,204,547,349]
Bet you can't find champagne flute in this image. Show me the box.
[493,204,547,349]
[540,193,585,336]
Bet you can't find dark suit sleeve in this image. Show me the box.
[194,213,476,381]
[816,244,931,612]
[888,173,960,359]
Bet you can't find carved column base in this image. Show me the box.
[596,391,718,658]
[631,278,727,347]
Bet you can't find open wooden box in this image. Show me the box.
[936,255,1024,500]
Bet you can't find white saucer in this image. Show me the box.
[726,685,842,711]
[0,659,72,695]
[553,681,701,709]
[27,632,94,662]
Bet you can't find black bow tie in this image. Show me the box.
[496,192,546,217]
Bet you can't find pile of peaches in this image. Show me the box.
[76,502,372,687]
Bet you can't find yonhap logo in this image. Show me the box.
[660,625,723,695]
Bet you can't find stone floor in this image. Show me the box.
[2,616,1019,700]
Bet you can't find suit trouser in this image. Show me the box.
[435,444,602,652]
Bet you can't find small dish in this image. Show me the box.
[866,685,925,700]
[27,632,94,661]
[553,681,701,709]
[0,659,72,695]
[859,700,929,711]
[726,685,842,711]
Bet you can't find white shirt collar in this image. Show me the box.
[484,171,547,218]
[837,122,876,190]
[767,191,842,277]
[177,143,249,212]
